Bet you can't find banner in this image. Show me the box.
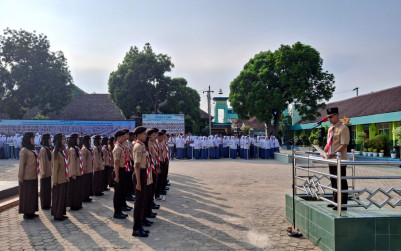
[0,120,135,136]
[142,114,185,135]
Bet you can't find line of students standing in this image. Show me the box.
[168,135,280,160]
[18,128,171,238]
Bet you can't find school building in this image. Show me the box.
[291,85,401,146]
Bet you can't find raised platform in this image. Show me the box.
[0,181,18,200]
[286,194,401,251]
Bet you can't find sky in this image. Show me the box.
[1,0,400,112]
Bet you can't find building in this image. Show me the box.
[211,97,238,134]
[291,85,401,146]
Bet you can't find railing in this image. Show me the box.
[293,150,401,216]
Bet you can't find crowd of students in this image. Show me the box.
[17,128,171,238]
[168,134,281,160]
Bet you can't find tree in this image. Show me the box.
[159,77,201,130]
[108,43,174,119]
[229,42,335,137]
[0,28,73,118]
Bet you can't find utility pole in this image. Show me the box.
[203,85,214,136]
[353,87,359,96]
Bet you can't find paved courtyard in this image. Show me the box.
[1,158,401,250]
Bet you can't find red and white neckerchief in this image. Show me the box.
[325,126,335,154]
[126,141,133,170]
[144,146,152,179]
[75,146,83,175]
[153,142,160,167]
[31,149,40,176]
[60,148,69,178]
[165,141,170,161]
[108,146,112,165]
[115,142,129,171]
[101,145,107,166]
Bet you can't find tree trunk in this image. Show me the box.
[265,119,272,136]
[273,110,282,138]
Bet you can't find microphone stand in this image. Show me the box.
[286,121,324,238]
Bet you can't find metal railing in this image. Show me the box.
[293,150,401,216]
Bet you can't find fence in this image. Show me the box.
[293,150,401,216]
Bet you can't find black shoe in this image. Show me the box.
[104,188,110,191]
[132,229,148,237]
[142,219,153,226]
[327,204,334,208]
[83,198,92,202]
[152,212,157,217]
[126,197,135,201]
[121,212,128,217]
[95,192,104,196]
[160,191,167,195]
[62,215,68,219]
[333,207,347,211]
[166,182,171,186]
[42,207,51,210]
[54,217,66,221]
[121,206,132,211]
[140,227,150,234]
[152,204,160,210]
[164,187,169,190]
[23,214,35,220]
[114,213,127,219]
[70,206,82,211]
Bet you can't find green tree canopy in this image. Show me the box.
[159,77,201,128]
[0,28,73,118]
[229,42,335,136]
[108,43,174,119]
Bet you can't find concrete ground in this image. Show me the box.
[1,157,401,250]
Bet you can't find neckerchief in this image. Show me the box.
[325,126,335,154]
[60,148,69,178]
[74,146,83,175]
[31,149,39,176]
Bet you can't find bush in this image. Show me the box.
[395,127,401,147]
[355,132,366,151]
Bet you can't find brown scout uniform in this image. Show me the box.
[39,147,52,209]
[18,148,39,215]
[133,141,148,231]
[112,143,127,214]
[81,146,93,199]
[67,147,83,209]
[51,150,68,219]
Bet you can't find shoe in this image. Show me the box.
[83,198,92,202]
[132,229,148,237]
[95,192,104,196]
[62,215,68,219]
[42,207,51,210]
[23,214,35,220]
[156,196,165,201]
[164,187,169,190]
[121,212,128,217]
[32,214,39,218]
[126,197,135,201]
[152,212,157,217]
[114,213,127,219]
[327,204,334,208]
[140,227,150,234]
[121,206,132,211]
[104,188,110,191]
[54,217,66,221]
[166,182,171,186]
[126,205,133,210]
[70,206,82,211]
[142,220,152,226]
[152,204,160,210]
[332,207,347,211]
[160,191,167,195]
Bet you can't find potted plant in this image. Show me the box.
[379,149,384,158]
[391,149,397,159]
[368,148,373,157]
[363,148,368,156]
[373,149,378,157]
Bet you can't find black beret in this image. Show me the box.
[122,129,129,134]
[83,135,91,140]
[114,130,125,138]
[158,131,165,136]
[53,133,63,141]
[129,132,135,136]
[133,126,147,135]
[326,107,339,115]
[146,128,158,136]
[94,135,101,139]
[161,130,167,133]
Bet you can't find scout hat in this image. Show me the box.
[132,126,147,136]
[326,107,339,115]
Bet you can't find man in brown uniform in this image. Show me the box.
[113,130,129,219]
[39,133,52,210]
[323,107,350,210]
[132,126,150,237]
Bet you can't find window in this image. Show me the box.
[218,109,225,123]
[378,123,390,137]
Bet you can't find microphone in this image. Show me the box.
[316,117,328,125]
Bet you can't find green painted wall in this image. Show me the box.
[369,123,378,139]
